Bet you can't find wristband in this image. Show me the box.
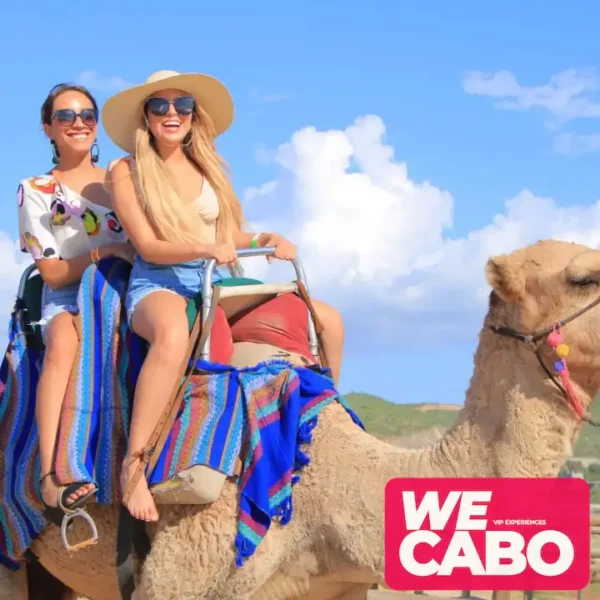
[90,247,100,263]
[250,233,261,249]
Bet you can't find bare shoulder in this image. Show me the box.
[109,156,144,218]
[106,157,136,197]
[108,156,134,178]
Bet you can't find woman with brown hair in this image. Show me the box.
[17,83,134,525]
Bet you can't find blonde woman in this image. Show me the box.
[103,70,345,522]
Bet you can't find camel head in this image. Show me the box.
[485,239,600,409]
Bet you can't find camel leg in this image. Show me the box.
[0,563,28,600]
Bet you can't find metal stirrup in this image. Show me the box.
[61,509,99,553]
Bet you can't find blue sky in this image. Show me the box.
[3,1,600,404]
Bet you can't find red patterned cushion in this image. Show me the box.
[229,293,312,359]
[208,305,234,363]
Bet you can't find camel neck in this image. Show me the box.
[462,325,593,475]
[310,331,594,586]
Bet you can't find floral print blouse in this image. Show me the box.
[17,175,126,261]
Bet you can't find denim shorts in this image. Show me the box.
[37,282,80,342]
[125,256,224,328]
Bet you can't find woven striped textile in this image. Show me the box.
[0,258,363,568]
[0,305,45,569]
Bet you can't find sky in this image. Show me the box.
[2,1,600,404]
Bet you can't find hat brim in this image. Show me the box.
[101,72,234,154]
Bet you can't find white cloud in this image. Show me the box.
[241,115,600,341]
[244,180,277,202]
[462,67,600,125]
[75,70,132,93]
[462,68,600,156]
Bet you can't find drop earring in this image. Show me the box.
[51,141,60,165]
[91,142,100,164]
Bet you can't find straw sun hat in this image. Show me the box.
[101,70,234,154]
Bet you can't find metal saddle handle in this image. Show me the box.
[200,247,319,361]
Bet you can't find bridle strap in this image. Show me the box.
[488,293,600,427]
[490,293,600,345]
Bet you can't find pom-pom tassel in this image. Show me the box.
[556,362,585,418]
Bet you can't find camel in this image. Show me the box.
[2,238,600,600]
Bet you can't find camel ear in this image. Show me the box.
[485,255,525,303]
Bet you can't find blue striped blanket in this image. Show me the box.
[0,258,363,568]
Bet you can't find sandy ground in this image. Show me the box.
[415,404,462,412]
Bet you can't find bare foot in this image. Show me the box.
[41,475,96,510]
[120,456,159,522]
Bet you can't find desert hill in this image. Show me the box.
[344,392,600,457]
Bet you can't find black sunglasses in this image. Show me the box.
[51,108,98,127]
[145,96,196,117]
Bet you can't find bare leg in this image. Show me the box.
[311,299,345,386]
[37,313,95,508]
[121,291,190,522]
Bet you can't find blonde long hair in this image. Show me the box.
[130,95,246,272]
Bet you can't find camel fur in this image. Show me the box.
[2,239,600,600]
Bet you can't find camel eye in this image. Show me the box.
[570,276,598,287]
